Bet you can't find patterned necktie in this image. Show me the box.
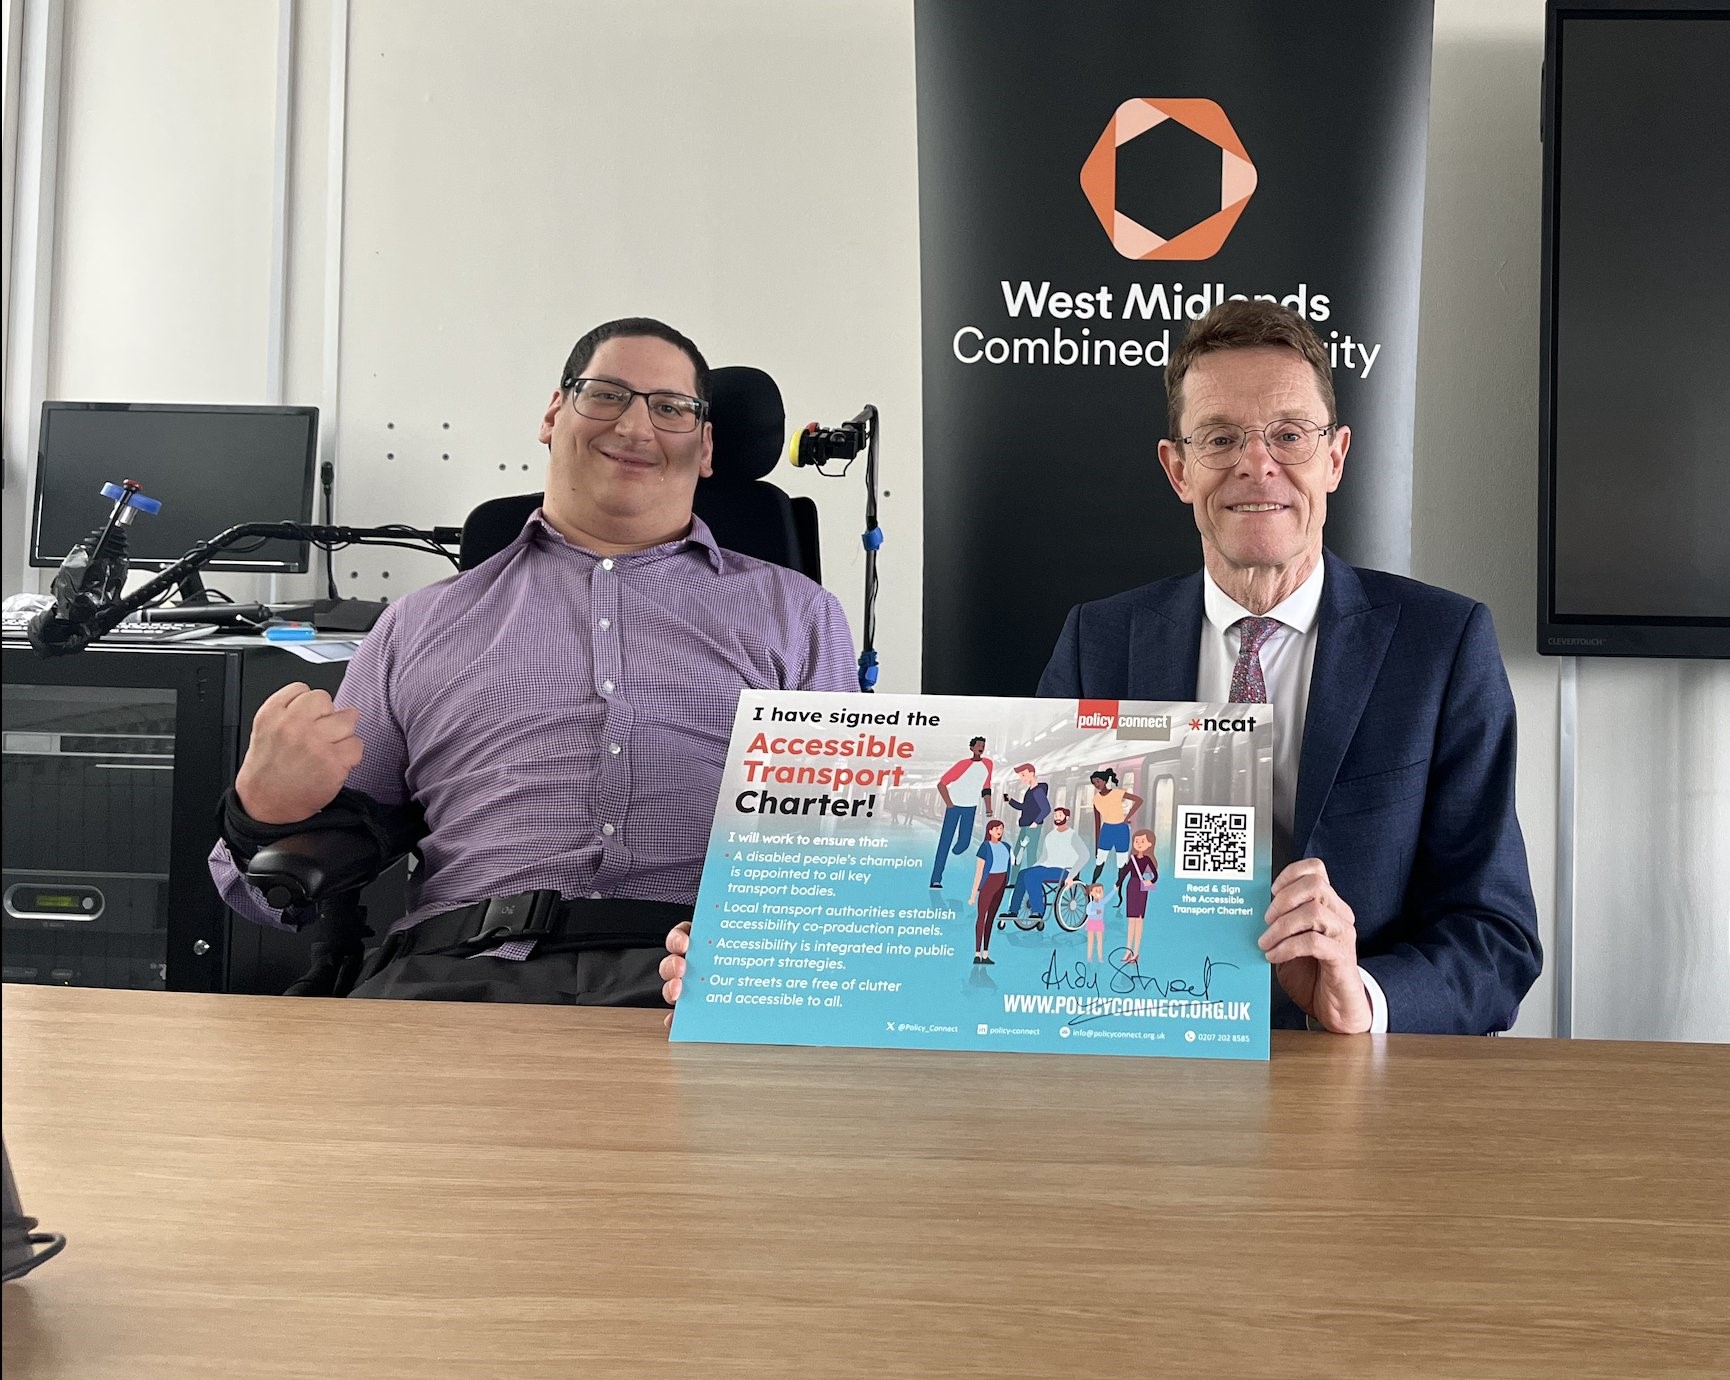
[1229,616,1282,704]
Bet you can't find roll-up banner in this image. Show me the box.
[917,1,1436,694]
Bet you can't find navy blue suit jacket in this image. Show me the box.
[1037,550,1541,1034]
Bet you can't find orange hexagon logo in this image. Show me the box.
[1080,98,1257,260]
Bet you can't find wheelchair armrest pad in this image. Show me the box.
[246,828,406,911]
[223,787,425,911]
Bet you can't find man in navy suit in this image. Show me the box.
[1038,300,1540,1035]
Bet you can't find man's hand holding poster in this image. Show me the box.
[671,692,1274,1060]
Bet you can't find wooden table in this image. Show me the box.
[2,987,1725,1378]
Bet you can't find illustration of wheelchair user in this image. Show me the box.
[995,804,1092,933]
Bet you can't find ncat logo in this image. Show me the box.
[1188,715,1261,733]
[1080,98,1258,261]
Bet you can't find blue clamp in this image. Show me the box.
[857,649,879,693]
[264,623,316,642]
[861,526,884,552]
[101,481,162,515]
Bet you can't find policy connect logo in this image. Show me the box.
[1080,98,1257,260]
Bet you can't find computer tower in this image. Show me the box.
[2,642,346,993]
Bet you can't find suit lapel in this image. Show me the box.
[1128,572,1204,700]
[1292,553,1399,857]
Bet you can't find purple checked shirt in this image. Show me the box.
[210,512,857,937]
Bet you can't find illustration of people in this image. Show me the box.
[1002,807,1088,921]
[1116,828,1159,965]
[968,819,1012,965]
[1000,762,1050,887]
[1084,882,1108,962]
[1088,768,1144,894]
[930,735,993,888]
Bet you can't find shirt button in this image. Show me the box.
[601,823,615,837]
[589,892,602,900]
[608,742,622,756]
[598,618,611,631]
[601,558,615,571]
[601,680,615,694]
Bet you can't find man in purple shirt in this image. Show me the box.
[210,318,856,1004]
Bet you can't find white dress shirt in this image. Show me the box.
[1195,559,1389,1035]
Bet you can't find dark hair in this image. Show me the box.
[1164,299,1335,441]
[985,818,1006,837]
[560,317,712,403]
[1089,768,1119,787]
[968,736,986,749]
[1051,806,1071,824]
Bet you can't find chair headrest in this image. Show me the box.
[708,365,784,483]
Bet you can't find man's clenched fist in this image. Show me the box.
[234,682,364,824]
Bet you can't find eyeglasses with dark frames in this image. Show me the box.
[564,376,708,434]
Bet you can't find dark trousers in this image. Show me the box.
[975,873,1008,951]
[347,944,665,1006]
[930,805,977,884]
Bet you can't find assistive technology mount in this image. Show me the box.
[26,479,460,658]
[788,406,882,692]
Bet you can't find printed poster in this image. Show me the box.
[916,1,1436,692]
[672,692,1273,1060]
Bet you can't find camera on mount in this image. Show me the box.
[783,405,883,692]
[788,413,872,469]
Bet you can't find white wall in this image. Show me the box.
[1413,0,1729,1041]
[1414,0,1559,1035]
[1571,662,1729,1042]
[1,0,54,591]
[49,0,277,402]
[3,0,289,604]
[325,0,921,626]
[2,0,24,375]
[5,0,1724,1039]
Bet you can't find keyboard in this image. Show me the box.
[1,615,218,644]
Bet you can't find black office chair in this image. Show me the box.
[458,365,820,578]
[244,364,820,995]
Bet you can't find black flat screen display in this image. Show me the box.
[1541,5,1730,657]
[31,403,318,572]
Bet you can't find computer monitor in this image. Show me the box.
[30,402,320,574]
[1537,2,1730,658]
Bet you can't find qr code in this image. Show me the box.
[1176,805,1255,879]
